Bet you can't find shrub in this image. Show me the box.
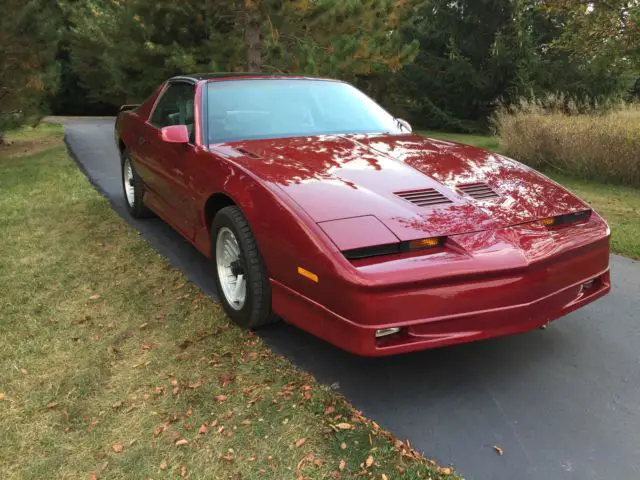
[493,97,640,187]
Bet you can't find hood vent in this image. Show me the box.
[458,182,499,200]
[395,188,453,207]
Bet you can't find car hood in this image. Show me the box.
[213,134,589,242]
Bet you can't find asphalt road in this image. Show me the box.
[65,119,640,480]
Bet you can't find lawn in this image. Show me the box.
[421,130,640,259]
[0,126,455,480]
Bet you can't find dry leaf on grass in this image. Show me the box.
[89,294,100,300]
[46,402,58,409]
[111,400,122,409]
[20,368,28,375]
[175,438,189,447]
[294,438,306,448]
[365,455,374,468]
[111,443,123,453]
[0,392,4,401]
[198,424,208,435]
[180,465,188,477]
[215,395,228,402]
[332,422,353,431]
[160,460,168,470]
[339,459,346,471]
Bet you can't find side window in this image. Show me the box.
[150,82,196,142]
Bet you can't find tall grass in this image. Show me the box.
[493,97,640,187]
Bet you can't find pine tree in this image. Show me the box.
[68,0,418,105]
[0,0,60,143]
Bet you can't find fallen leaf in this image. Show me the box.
[186,407,193,417]
[215,395,228,402]
[175,438,189,447]
[365,455,374,468]
[324,406,335,415]
[20,368,28,375]
[493,445,504,456]
[439,467,452,475]
[111,443,123,453]
[198,424,208,435]
[294,438,306,448]
[180,465,188,477]
[188,377,204,389]
[241,419,252,426]
[333,423,353,431]
[89,294,100,300]
[153,424,167,436]
[0,392,4,401]
[160,460,168,470]
[112,400,122,409]
[340,442,347,450]
[339,459,346,471]
[88,473,97,480]
[382,474,389,480]
[137,322,148,330]
[46,402,58,409]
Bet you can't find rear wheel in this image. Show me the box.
[211,206,274,328]
[121,151,153,218]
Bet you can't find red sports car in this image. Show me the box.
[115,73,611,356]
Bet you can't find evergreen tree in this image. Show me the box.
[0,0,60,143]
[69,0,418,106]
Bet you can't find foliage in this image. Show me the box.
[0,0,60,143]
[493,98,640,187]
[67,0,417,105]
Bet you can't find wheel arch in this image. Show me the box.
[204,192,237,232]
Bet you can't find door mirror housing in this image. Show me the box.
[160,125,190,144]
[396,118,412,133]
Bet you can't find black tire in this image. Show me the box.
[121,151,154,218]
[211,206,274,329]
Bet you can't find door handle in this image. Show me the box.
[138,136,147,146]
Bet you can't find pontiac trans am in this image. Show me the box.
[114,73,611,356]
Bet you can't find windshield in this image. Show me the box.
[205,79,402,143]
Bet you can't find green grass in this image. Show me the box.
[0,128,457,479]
[420,130,640,259]
[547,175,640,259]
[418,130,501,152]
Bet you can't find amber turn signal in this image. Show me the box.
[408,237,443,250]
[297,267,319,283]
[541,210,591,228]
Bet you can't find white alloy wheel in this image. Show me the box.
[216,227,247,310]
[123,158,135,207]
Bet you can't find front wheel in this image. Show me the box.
[211,206,274,329]
[121,152,153,218]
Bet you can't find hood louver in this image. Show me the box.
[458,182,499,200]
[395,188,453,207]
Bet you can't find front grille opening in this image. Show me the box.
[395,188,453,207]
[457,182,499,200]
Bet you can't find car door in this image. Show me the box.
[144,81,198,238]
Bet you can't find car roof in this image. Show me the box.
[169,72,334,84]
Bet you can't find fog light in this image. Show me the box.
[375,327,401,338]
[583,279,595,289]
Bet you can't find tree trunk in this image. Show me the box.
[245,5,262,72]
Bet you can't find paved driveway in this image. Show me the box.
[65,118,640,480]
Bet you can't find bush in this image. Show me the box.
[493,97,640,187]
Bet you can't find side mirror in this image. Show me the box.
[396,118,412,133]
[161,125,189,144]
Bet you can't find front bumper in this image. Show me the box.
[271,224,611,356]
